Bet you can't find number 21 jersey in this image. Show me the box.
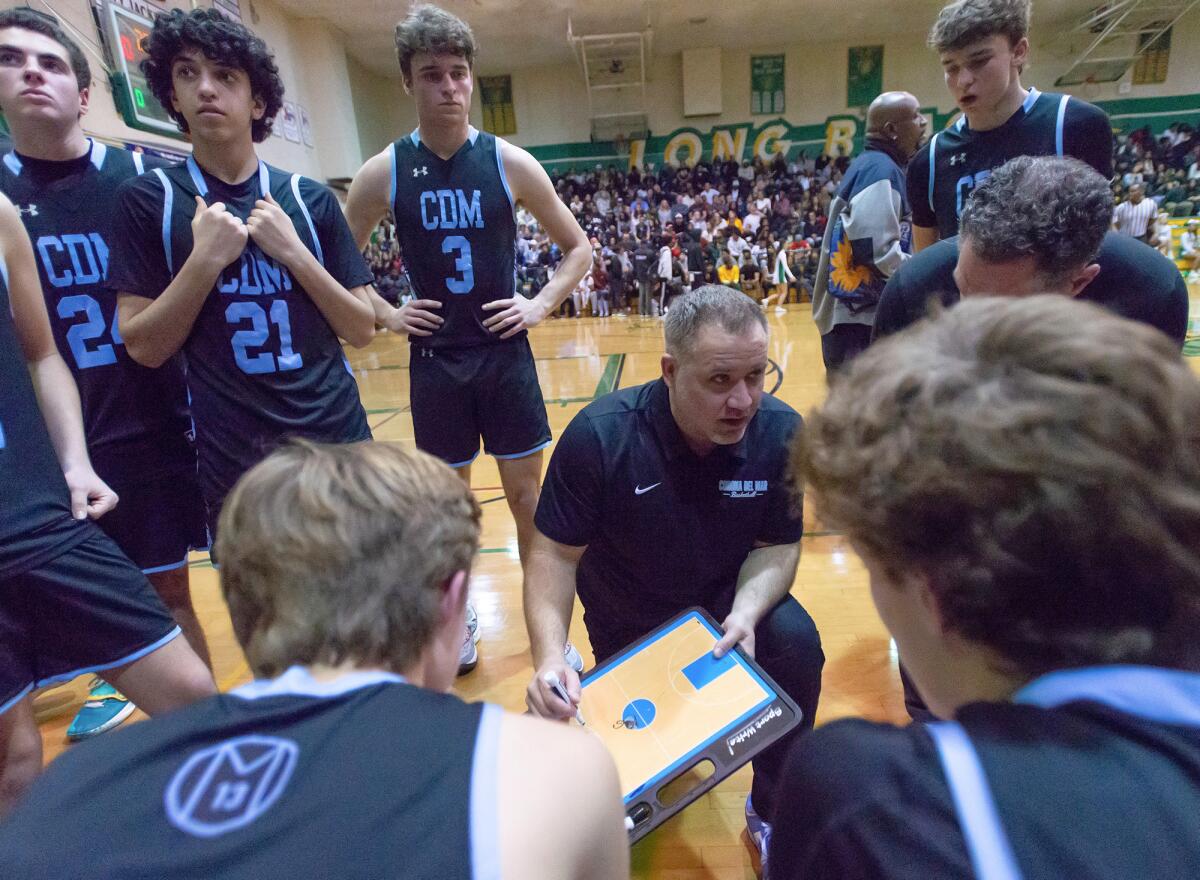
[108,158,372,507]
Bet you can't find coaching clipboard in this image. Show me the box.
[579,608,802,843]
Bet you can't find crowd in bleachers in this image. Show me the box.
[364,125,1200,310]
[1113,123,1200,213]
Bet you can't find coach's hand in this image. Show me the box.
[714,611,755,660]
[64,465,118,521]
[191,195,248,272]
[247,194,306,267]
[526,659,582,722]
[385,299,443,336]
[482,295,548,339]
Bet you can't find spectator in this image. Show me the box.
[717,250,741,288]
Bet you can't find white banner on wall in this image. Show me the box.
[281,102,300,142]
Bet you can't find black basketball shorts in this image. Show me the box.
[409,337,552,467]
[0,526,181,715]
[98,467,210,573]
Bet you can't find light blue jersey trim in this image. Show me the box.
[1022,87,1041,113]
[1015,665,1200,727]
[153,168,174,273]
[289,174,325,266]
[3,152,22,176]
[132,151,145,175]
[0,254,9,289]
[186,156,271,199]
[490,438,551,460]
[494,137,515,211]
[231,665,406,701]
[449,449,481,469]
[1055,95,1070,157]
[927,132,940,213]
[186,155,207,196]
[410,127,421,147]
[142,553,190,575]
[0,683,34,718]
[387,142,398,209]
[470,703,503,880]
[89,139,107,171]
[928,721,1025,880]
[467,125,480,146]
[35,627,182,690]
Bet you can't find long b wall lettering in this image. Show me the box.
[527,92,1200,171]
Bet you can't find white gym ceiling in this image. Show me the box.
[270,0,1106,78]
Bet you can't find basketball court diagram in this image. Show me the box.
[581,611,775,801]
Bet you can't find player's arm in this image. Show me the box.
[524,530,587,720]
[499,715,629,880]
[1,195,115,519]
[906,146,939,253]
[345,148,444,335]
[912,225,939,252]
[344,149,404,325]
[484,141,590,339]
[713,540,802,659]
[1067,101,1115,181]
[245,194,374,348]
[120,195,249,368]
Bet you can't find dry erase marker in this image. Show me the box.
[544,671,586,726]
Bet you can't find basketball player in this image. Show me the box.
[111,9,376,543]
[876,157,1189,346]
[0,9,212,740]
[0,190,214,816]
[909,0,1113,249]
[345,3,590,568]
[0,441,629,880]
[773,295,1200,879]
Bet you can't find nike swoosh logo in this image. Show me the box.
[634,482,662,495]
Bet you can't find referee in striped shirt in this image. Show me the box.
[1112,184,1158,244]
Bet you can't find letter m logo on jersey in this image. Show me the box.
[164,734,299,838]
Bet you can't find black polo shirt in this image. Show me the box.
[770,680,1200,879]
[535,378,803,657]
[873,233,1189,346]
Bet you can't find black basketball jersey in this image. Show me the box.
[0,256,89,579]
[389,127,518,349]
[908,88,1114,239]
[107,157,373,507]
[0,141,194,484]
[0,668,496,880]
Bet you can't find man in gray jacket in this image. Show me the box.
[812,92,926,373]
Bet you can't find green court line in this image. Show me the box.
[594,353,624,397]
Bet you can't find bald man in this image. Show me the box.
[811,92,926,373]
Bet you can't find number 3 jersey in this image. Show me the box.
[388,127,518,349]
[107,157,372,507]
[0,141,194,485]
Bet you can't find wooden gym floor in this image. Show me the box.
[36,292,1200,879]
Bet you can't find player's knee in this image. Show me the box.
[505,479,541,516]
[148,569,193,613]
[0,718,42,815]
